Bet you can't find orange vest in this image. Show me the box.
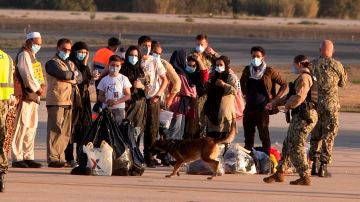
[92,47,114,70]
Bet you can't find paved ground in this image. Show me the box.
[3,32,360,66]
[1,102,359,201]
[3,9,360,27]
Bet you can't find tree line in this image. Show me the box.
[1,0,360,19]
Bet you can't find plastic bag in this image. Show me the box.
[78,108,131,176]
[159,110,174,129]
[186,145,225,176]
[83,141,113,176]
[223,143,256,174]
[252,149,271,174]
[186,159,225,176]
[112,147,132,176]
[119,120,145,176]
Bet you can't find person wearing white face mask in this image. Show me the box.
[97,55,132,125]
[240,46,287,155]
[11,32,45,168]
[92,37,121,115]
[151,41,181,109]
[45,38,82,168]
[190,34,220,137]
[205,55,238,141]
[138,35,168,168]
[190,34,220,70]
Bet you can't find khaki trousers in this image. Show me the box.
[11,101,38,162]
[47,106,72,163]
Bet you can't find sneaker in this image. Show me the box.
[24,160,42,168]
[66,160,79,168]
[161,159,171,167]
[153,159,161,166]
[48,161,66,168]
[12,161,29,168]
[145,159,156,168]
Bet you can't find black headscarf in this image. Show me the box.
[69,41,92,87]
[205,55,231,125]
[69,41,89,68]
[120,45,144,85]
[170,49,198,86]
[170,49,187,75]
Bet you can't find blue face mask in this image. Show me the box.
[58,51,70,60]
[140,46,150,56]
[292,65,300,74]
[76,52,86,61]
[128,56,138,65]
[185,65,196,73]
[152,53,161,60]
[31,44,41,54]
[251,58,262,67]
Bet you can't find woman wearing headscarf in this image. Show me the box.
[64,41,93,167]
[205,55,238,139]
[120,45,147,138]
[169,50,208,139]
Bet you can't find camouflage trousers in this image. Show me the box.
[309,106,339,164]
[0,100,9,174]
[197,95,207,138]
[277,109,317,177]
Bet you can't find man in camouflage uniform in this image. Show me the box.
[0,49,16,192]
[309,40,347,177]
[263,55,317,185]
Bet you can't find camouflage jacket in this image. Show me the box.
[189,49,220,70]
[312,57,347,108]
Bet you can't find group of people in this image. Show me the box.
[0,30,347,192]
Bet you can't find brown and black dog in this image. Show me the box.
[153,120,237,180]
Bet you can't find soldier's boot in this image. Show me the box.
[263,171,284,183]
[311,159,318,176]
[318,163,332,178]
[290,176,311,186]
[0,173,5,193]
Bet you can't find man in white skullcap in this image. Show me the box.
[11,32,45,168]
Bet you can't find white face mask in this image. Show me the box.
[109,65,121,75]
[195,45,205,53]
[251,58,262,67]
[215,65,225,73]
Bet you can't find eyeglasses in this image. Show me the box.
[187,64,196,68]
